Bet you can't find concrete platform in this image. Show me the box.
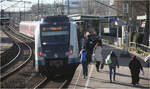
[68,45,150,89]
[0,30,13,54]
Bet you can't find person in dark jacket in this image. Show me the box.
[80,46,88,79]
[108,51,119,82]
[86,35,94,64]
[129,55,143,85]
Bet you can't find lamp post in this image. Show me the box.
[24,1,25,20]
[38,0,39,20]
[115,19,119,47]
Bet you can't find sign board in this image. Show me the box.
[104,28,110,33]
[137,15,146,20]
[109,0,114,6]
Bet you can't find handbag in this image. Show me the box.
[105,52,112,65]
[91,50,96,64]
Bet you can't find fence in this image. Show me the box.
[102,36,116,44]
[130,42,150,56]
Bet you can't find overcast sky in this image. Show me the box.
[1,0,64,12]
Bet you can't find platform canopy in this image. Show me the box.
[68,14,107,21]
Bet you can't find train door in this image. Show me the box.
[68,22,80,63]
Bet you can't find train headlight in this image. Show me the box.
[39,52,46,57]
[69,45,73,55]
[70,49,73,55]
[39,52,42,56]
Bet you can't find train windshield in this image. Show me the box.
[41,31,69,45]
[40,25,70,45]
[40,25,70,58]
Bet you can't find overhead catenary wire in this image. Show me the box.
[95,0,123,14]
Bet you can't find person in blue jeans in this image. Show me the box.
[80,46,88,79]
[108,51,119,83]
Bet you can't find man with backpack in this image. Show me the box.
[80,46,88,79]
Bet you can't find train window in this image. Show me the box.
[41,31,69,45]
[41,31,68,36]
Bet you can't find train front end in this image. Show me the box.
[35,16,79,73]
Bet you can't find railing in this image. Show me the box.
[129,42,150,56]
[101,36,150,57]
[102,36,116,44]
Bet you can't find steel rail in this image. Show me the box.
[59,80,67,89]
[33,74,48,89]
[8,25,34,41]
[0,26,32,80]
[0,42,21,70]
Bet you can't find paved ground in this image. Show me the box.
[69,45,150,89]
[0,30,13,54]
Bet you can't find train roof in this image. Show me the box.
[20,16,71,25]
[42,15,69,23]
[68,14,108,21]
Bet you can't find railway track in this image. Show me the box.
[1,25,76,88]
[8,25,34,41]
[34,74,72,89]
[0,42,21,70]
[0,26,33,81]
[9,25,77,89]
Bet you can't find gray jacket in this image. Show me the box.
[94,46,103,62]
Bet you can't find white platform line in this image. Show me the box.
[85,64,94,89]
[73,65,82,89]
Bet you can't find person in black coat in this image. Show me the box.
[129,55,143,85]
[86,35,96,64]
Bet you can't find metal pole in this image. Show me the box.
[24,1,25,20]
[19,9,21,22]
[62,0,64,15]
[117,25,119,47]
[38,0,39,20]
[99,21,101,39]
[129,0,132,48]
[67,0,70,15]
[41,0,43,17]
[54,0,56,15]
[1,5,2,18]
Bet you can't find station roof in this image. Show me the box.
[69,14,105,21]
[68,14,119,21]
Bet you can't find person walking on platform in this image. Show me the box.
[80,46,88,79]
[129,55,144,86]
[107,51,119,83]
[93,41,104,72]
[86,35,94,64]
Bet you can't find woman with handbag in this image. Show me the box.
[107,51,119,83]
[93,41,104,72]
